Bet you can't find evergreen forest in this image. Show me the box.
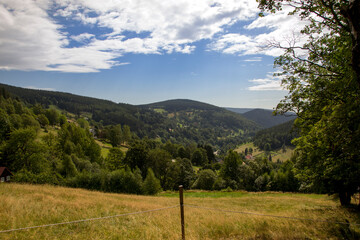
[0,87,299,195]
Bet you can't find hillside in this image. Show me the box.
[1,184,358,240]
[0,83,259,148]
[140,99,222,111]
[226,107,254,114]
[253,119,298,151]
[140,99,261,148]
[241,108,296,128]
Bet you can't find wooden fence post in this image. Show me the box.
[179,185,185,240]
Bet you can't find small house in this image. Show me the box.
[0,167,13,183]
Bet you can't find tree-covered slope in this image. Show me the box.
[253,119,298,151]
[241,108,296,128]
[226,107,254,114]
[0,84,260,148]
[140,99,222,111]
[139,99,261,148]
[0,83,161,131]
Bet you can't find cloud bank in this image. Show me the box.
[248,73,285,91]
[0,0,307,73]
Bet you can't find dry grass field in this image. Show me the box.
[1,184,360,239]
[235,142,295,162]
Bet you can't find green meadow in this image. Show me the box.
[1,184,359,239]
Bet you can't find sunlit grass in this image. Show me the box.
[1,184,359,239]
[235,142,259,154]
[95,140,128,158]
[236,142,295,162]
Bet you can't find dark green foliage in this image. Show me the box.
[37,114,49,128]
[105,168,143,194]
[45,109,59,125]
[13,169,63,185]
[58,122,101,163]
[108,124,122,147]
[142,168,162,195]
[67,171,104,191]
[258,0,360,205]
[176,158,195,189]
[1,128,44,172]
[163,158,195,190]
[0,108,11,142]
[161,141,180,158]
[0,89,301,195]
[0,84,260,149]
[61,155,77,177]
[191,148,208,166]
[241,109,296,128]
[105,147,125,171]
[253,120,298,151]
[192,169,217,190]
[220,150,242,188]
[177,146,189,159]
[124,142,149,177]
[77,118,89,129]
[212,177,226,190]
[122,125,131,143]
[59,114,67,126]
[198,144,216,163]
[147,148,172,188]
[21,114,40,128]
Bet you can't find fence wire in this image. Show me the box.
[2,199,360,234]
[0,205,179,233]
[184,204,360,227]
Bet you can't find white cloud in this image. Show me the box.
[244,57,262,62]
[71,33,95,43]
[209,6,309,57]
[248,73,285,91]
[25,86,56,91]
[0,0,308,73]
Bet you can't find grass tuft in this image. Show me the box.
[1,184,360,239]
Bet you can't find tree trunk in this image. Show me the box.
[339,190,352,206]
[342,0,360,87]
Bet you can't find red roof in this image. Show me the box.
[0,167,13,176]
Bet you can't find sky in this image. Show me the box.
[0,0,308,109]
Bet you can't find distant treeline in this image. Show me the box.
[0,84,259,151]
[253,120,299,151]
[1,89,299,194]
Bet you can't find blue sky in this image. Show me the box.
[0,0,307,109]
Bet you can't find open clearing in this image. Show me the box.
[235,142,295,162]
[1,184,359,239]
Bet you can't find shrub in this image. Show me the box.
[143,168,162,195]
[192,169,217,190]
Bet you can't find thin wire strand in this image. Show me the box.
[0,205,179,234]
[184,204,360,227]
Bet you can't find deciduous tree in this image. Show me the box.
[258,0,360,205]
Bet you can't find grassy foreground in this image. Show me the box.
[235,142,294,162]
[1,184,360,239]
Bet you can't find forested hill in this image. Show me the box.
[0,83,160,131]
[140,99,260,128]
[241,108,296,128]
[141,99,261,149]
[225,107,253,114]
[0,84,260,149]
[253,119,298,151]
[140,99,221,111]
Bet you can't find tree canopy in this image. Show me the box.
[258,0,360,205]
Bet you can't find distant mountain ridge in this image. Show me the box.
[253,119,298,151]
[226,107,254,114]
[140,99,222,111]
[0,83,260,149]
[239,108,296,129]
